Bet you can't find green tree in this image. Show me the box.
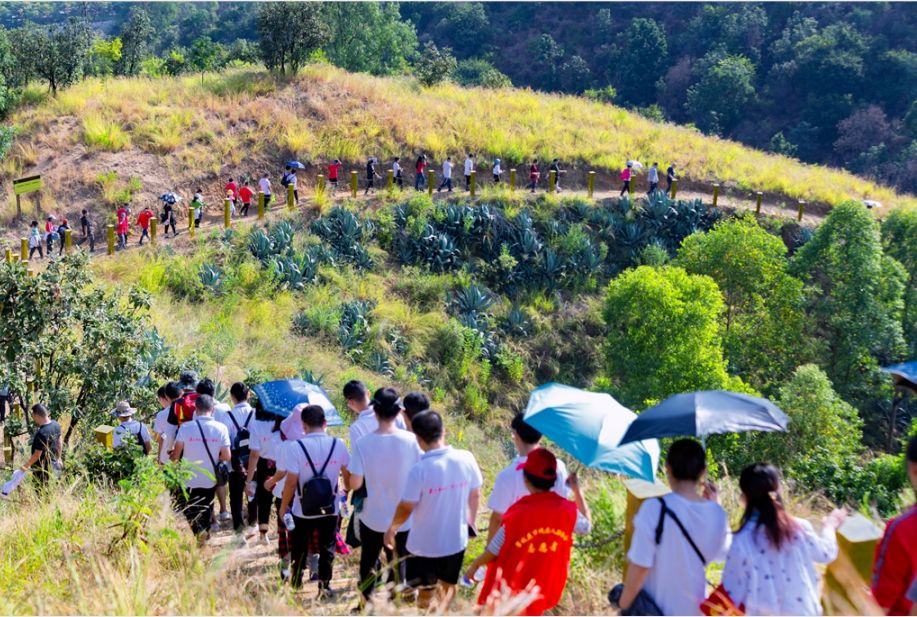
[188,36,218,85]
[322,3,417,76]
[431,2,490,59]
[115,6,153,77]
[87,36,122,77]
[616,18,668,106]
[881,208,917,355]
[558,55,591,93]
[676,217,813,391]
[686,52,756,134]
[163,48,187,77]
[256,3,329,75]
[12,18,92,94]
[413,41,456,87]
[603,265,733,408]
[454,58,510,88]
[790,202,907,411]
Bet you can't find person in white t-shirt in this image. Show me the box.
[153,382,181,466]
[349,387,423,608]
[438,157,454,193]
[385,411,482,611]
[170,395,231,541]
[614,439,730,616]
[464,153,475,191]
[259,173,273,207]
[216,382,256,535]
[198,378,232,527]
[345,380,406,449]
[279,404,350,598]
[486,412,569,543]
[111,400,152,454]
[245,404,281,545]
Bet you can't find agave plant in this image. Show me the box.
[364,350,394,377]
[198,262,223,293]
[501,306,533,338]
[451,283,495,319]
[299,369,325,387]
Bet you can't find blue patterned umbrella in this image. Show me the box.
[881,361,917,394]
[285,160,306,170]
[251,379,343,426]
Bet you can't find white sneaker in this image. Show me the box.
[218,511,232,523]
[210,522,221,533]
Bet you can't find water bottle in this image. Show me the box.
[460,567,486,588]
[247,480,257,502]
[339,494,349,517]
[283,512,296,531]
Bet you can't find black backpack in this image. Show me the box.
[280,172,291,187]
[297,439,337,517]
[134,425,150,456]
[228,412,253,472]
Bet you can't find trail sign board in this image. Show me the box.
[13,175,42,195]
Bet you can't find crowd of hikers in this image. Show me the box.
[21,157,679,261]
[14,368,917,616]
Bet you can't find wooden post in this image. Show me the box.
[387,169,393,191]
[629,176,635,199]
[224,198,231,229]
[106,224,115,255]
[188,207,196,238]
[824,514,883,615]
[20,238,27,261]
[509,168,516,191]
[27,268,35,277]
[549,170,557,194]
[4,248,11,262]
[351,171,358,198]
[670,179,678,200]
[755,191,763,216]
[287,183,295,211]
[588,171,596,198]
[470,170,476,197]
[64,229,72,253]
[15,194,21,220]
[427,169,435,196]
[258,192,265,220]
[797,200,806,222]
[712,183,720,208]
[317,174,325,196]
[150,217,157,243]
[623,479,670,578]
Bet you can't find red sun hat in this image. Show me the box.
[523,447,558,481]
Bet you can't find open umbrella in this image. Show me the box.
[286,160,306,170]
[881,361,917,395]
[523,383,660,482]
[618,390,789,446]
[627,160,644,170]
[251,379,343,426]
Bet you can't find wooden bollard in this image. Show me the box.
[427,169,435,196]
[823,514,883,614]
[20,238,28,261]
[107,224,115,255]
[287,183,295,211]
[11,254,19,263]
[317,174,325,195]
[712,183,720,208]
[5,248,11,262]
[623,479,670,578]
[64,229,72,253]
[629,176,635,199]
[351,171,358,198]
[94,425,115,449]
[387,169,393,191]
[755,191,763,216]
[27,268,35,276]
[224,198,231,229]
[588,171,596,197]
[150,217,157,243]
[509,168,516,190]
[670,179,678,200]
[470,170,476,197]
[549,170,557,193]
[258,191,265,220]
[797,200,806,222]
[188,207,196,238]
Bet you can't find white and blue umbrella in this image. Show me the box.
[881,361,917,394]
[252,379,343,426]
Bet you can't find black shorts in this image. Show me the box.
[406,550,465,587]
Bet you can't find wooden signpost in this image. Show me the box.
[13,174,43,220]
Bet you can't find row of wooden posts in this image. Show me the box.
[4,169,809,267]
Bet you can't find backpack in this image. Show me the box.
[133,424,150,455]
[620,169,629,181]
[297,439,337,517]
[167,392,198,427]
[280,173,291,187]
[228,411,253,472]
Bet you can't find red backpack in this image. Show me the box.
[167,392,198,426]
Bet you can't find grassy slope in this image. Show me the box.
[1,65,914,228]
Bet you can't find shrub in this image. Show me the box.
[82,113,131,150]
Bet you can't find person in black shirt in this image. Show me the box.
[364,157,381,195]
[21,404,62,488]
[666,164,677,196]
[79,209,95,252]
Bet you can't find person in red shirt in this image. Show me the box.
[136,205,154,246]
[225,177,237,202]
[415,154,427,191]
[620,163,633,197]
[238,182,254,216]
[528,160,540,193]
[465,448,592,616]
[873,434,917,615]
[116,204,130,250]
[327,159,342,194]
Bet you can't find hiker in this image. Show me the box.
[492,158,503,184]
[55,218,70,255]
[365,157,381,195]
[197,378,232,528]
[226,189,237,219]
[666,163,677,195]
[238,181,254,217]
[468,448,592,616]
[191,191,204,228]
[392,157,404,189]
[225,177,238,210]
[402,391,431,432]
[216,381,256,537]
[278,404,351,598]
[528,159,540,192]
[346,380,406,447]
[438,157,454,193]
[486,412,569,543]
[111,401,152,455]
[246,402,282,546]
[137,205,154,246]
[28,220,43,259]
[153,382,181,466]
[45,215,57,255]
[348,388,422,608]
[19,404,62,490]
[159,194,178,237]
[327,159,342,194]
[611,439,729,616]
[384,411,482,610]
[259,172,273,207]
[549,158,565,191]
[648,162,660,195]
[264,403,304,582]
[619,163,633,197]
[116,204,130,249]
[464,153,475,191]
[720,463,845,616]
[80,209,95,251]
[281,166,298,204]
[415,155,427,191]
[872,433,917,615]
[171,394,231,542]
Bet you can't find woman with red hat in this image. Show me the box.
[466,447,592,616]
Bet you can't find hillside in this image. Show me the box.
[1,65,914,233]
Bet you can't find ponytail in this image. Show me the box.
[738,463,798,550]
